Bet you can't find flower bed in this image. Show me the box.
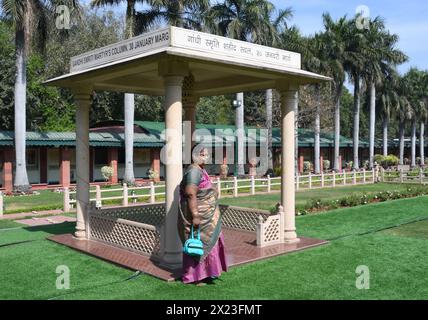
[297,185,428,215]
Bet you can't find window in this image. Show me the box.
[94,148,108,166]
[27,149,39,168]
[134,149,150,165]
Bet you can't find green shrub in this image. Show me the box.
[383,154,399,167]
[374,154,385,164]
[323,159,330,171]
[303,161,313,173]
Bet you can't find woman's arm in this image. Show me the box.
[184,184,201,227]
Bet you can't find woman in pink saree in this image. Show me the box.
[178,146,228,285]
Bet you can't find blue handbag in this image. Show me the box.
[183,225,204,257]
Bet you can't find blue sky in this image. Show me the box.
[271,0,428,74]
[81,0,428,75]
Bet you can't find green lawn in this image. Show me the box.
[3,182,409,214]
[1,195,428,299]
[219,182,412,211]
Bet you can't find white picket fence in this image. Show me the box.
[62,169,376,212]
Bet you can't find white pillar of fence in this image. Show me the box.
[0,191,3,216]
[362,169,366,184]
[353,170,357,185]
[308,173,312,189]
[233,176,238,197]
[372,168,376,183]
[95,185,102,209]
[343,171,347,185]
[267,175,271,193]
[122,183,128,207]
[250,176,255,195]
[400,169,404,183]
[150,181,155,203]
[420,168,424,184]
[63,187,70,212]
[332,171,336,187]
[217,177,221,198]
[296,174,300,190]
[321,172,325,188]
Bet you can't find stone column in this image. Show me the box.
[73,89,92,240]
[278,82,299,243]
[183,73,198,164]
[298,155,304,174]
[60,148,71,188]
[150,148,161,182]
[107,148,118,184]
[159,59,188,267]
[2,148,14,193]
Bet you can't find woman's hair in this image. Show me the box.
[191,144,208,164]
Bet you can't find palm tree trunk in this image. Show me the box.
[333,85,342,171]
[314,84,321,174]
[13,29,30,192]
[399,120,405,165]
[353,75,361,170]
[265,89,273,170]
[411,120,416,167]
[382,116,388,156]
[236,92,245,175]
[123,0,136,185]
[369,80,376,168]
[421,122,425,166]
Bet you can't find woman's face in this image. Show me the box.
[193,148,210,166]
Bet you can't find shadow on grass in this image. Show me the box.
[23,221,76,235]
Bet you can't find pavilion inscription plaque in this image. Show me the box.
[69,26,301,73]
[70,27,170,72]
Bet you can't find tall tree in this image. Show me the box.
[262,7,293,172]
[378,71,399,156]
[206,0,288,175]
[1,0,79,192]
[362,18,407,168]
[403,68,427,167]
[91,0,157,185]
[396,75,413,165]
[318,14,347,172]
[146,0,210,30]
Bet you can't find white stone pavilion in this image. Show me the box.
[46,26,330,270]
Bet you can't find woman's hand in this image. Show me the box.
[192,215,201,227]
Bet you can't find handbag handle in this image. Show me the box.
[190,225,201,240]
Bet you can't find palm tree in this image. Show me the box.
[422,72,428,166]
[403,68,427,167]
[303,33,332,174]
[206,0,282,175]
[361,18,407,168]
[378,72,399,156]
[261,7,293,172]
[146,0,210,30]
[396,76,413,165]
[1,0,79,192]
[91,0,157,185]
[317,14,348,172]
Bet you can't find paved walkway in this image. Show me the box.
[15,215,76,227]
[0,209,67,221]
